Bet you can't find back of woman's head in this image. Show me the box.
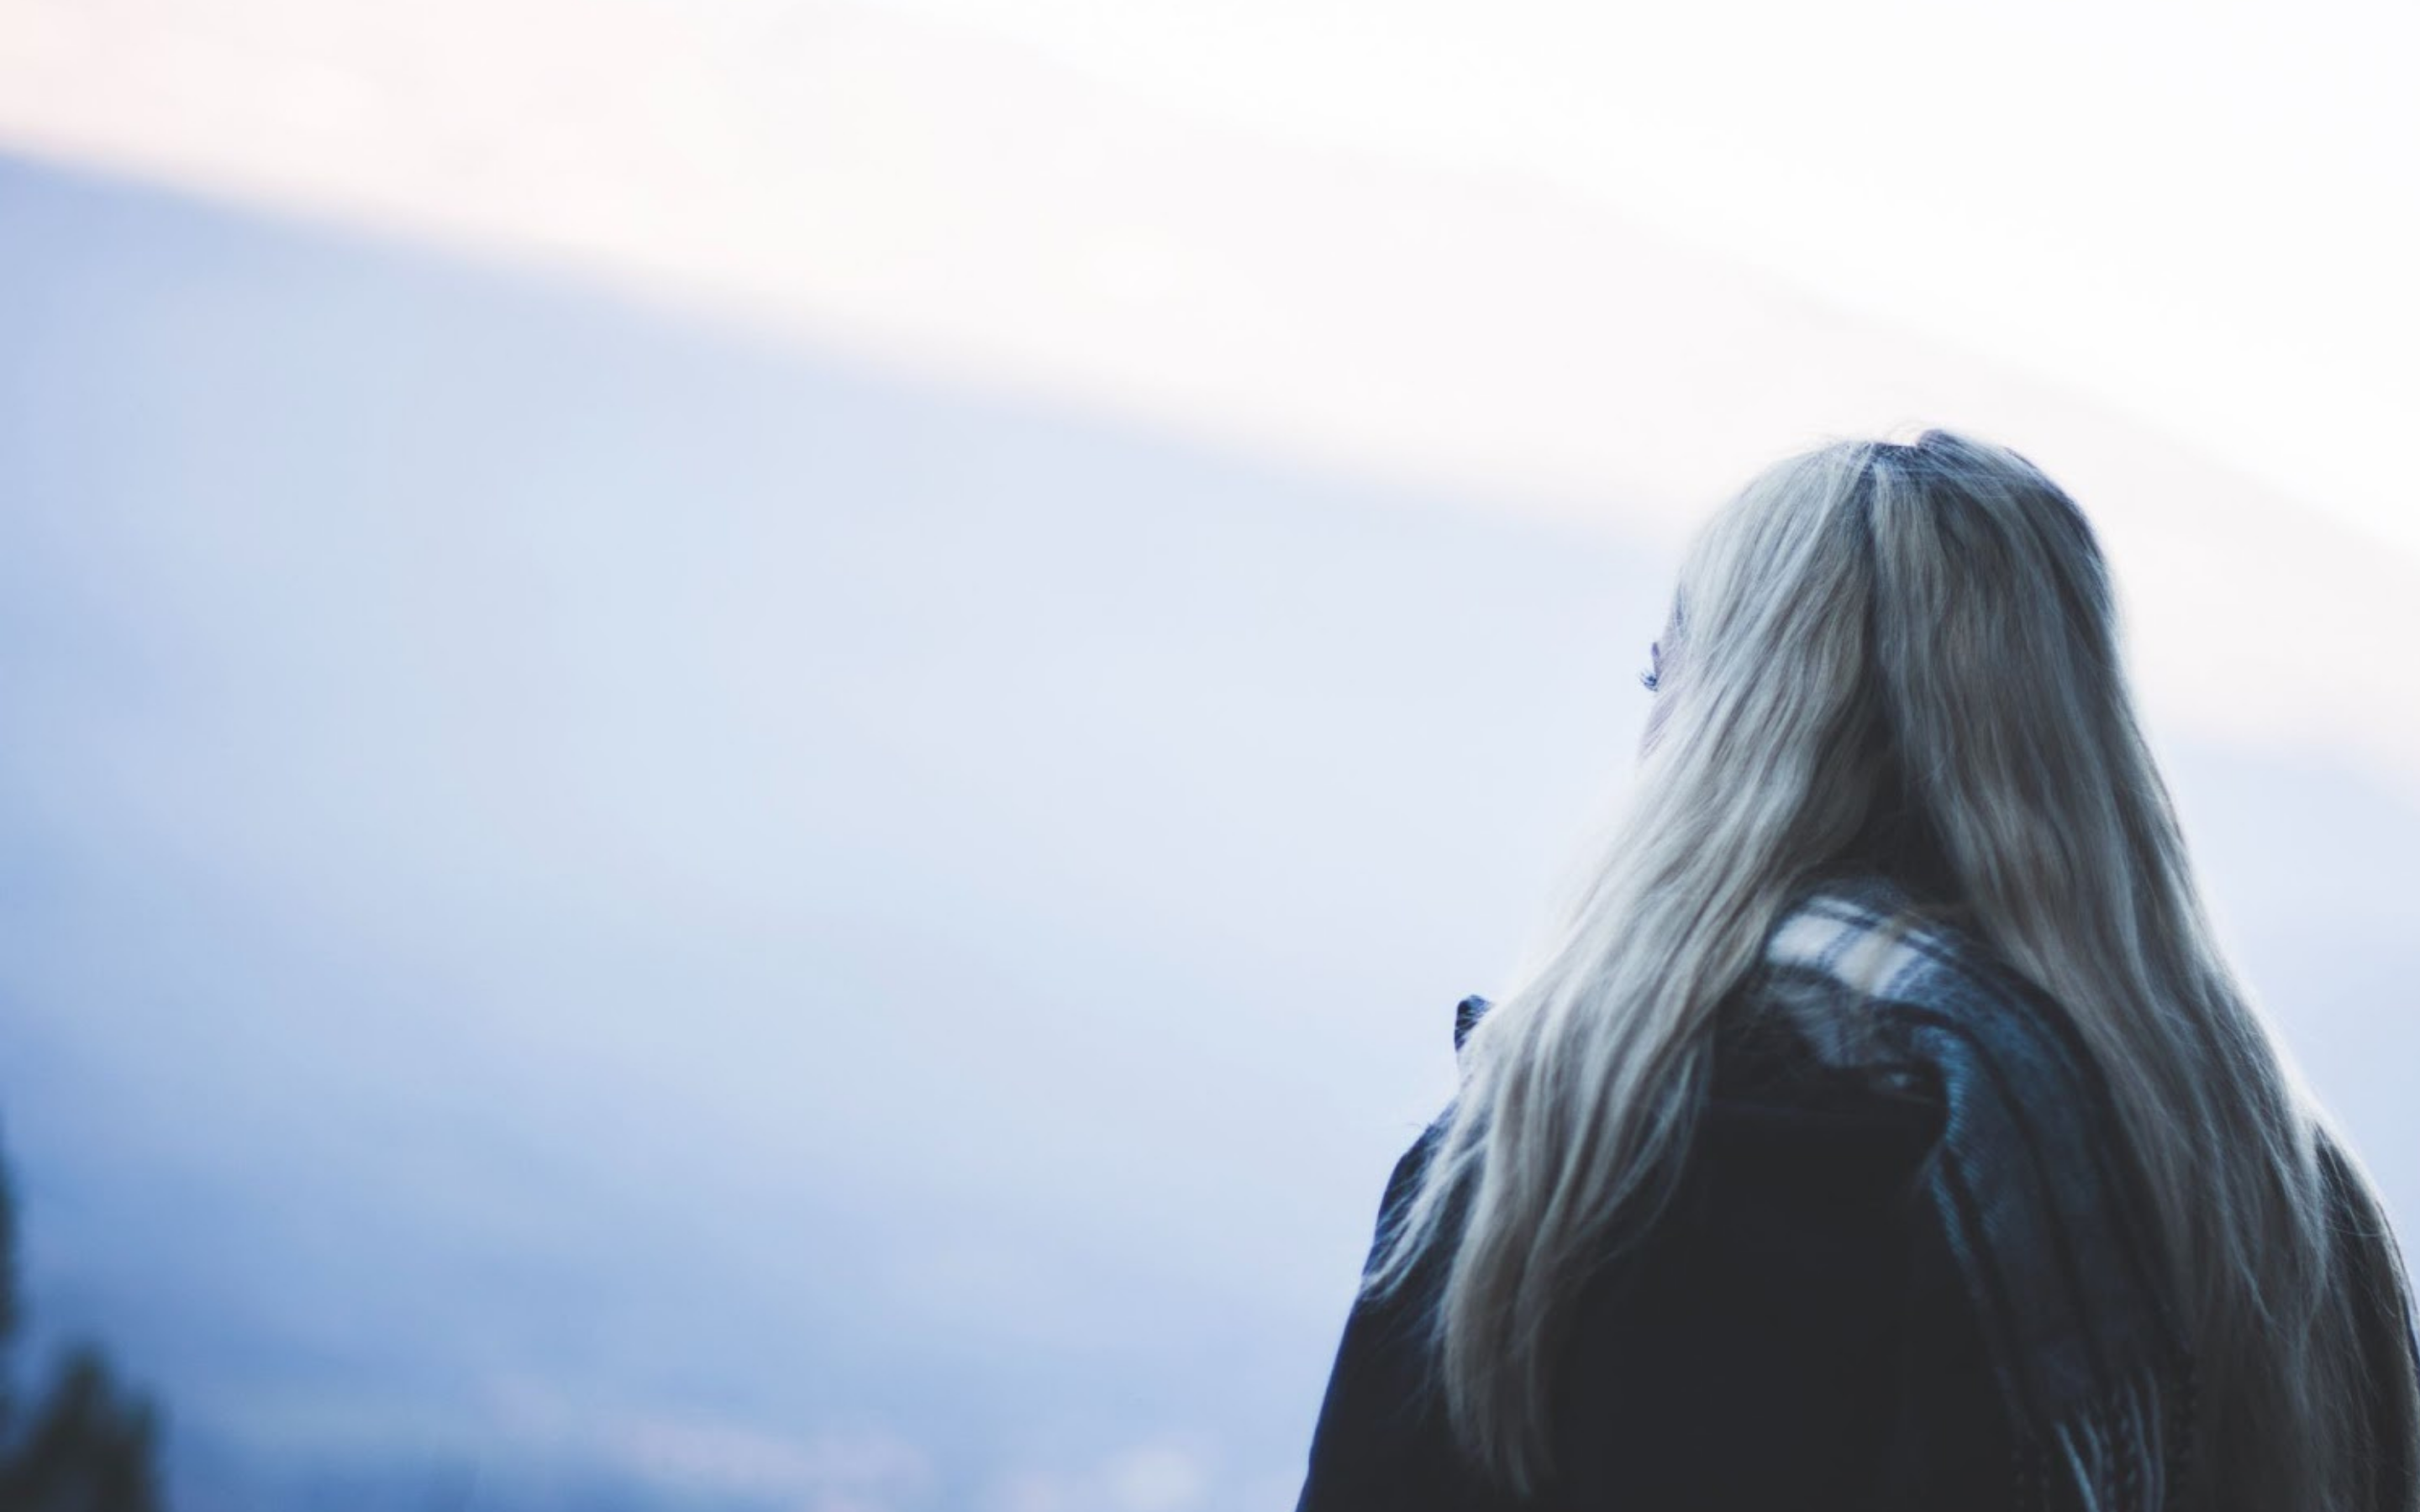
[1362,428,2413,1509]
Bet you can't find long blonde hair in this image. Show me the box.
[1362,428,2417,1509]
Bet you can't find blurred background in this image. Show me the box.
[1,3,2416,1509]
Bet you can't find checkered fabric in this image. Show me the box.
[1755,873,2200,1511]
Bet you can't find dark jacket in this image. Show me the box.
[1294,992,2017,1512]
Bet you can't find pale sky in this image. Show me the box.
[3,0,2412,555]
[864,0,2420,560]
[3,0,2417,791]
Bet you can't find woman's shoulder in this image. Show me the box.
[1312,984,2012,1512]
[1557,1013,2010,1509]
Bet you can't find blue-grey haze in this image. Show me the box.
[0,157,2412,1511]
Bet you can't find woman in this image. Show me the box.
[1295,430,2420,1511]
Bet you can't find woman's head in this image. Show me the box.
[1363,428,2406,1509]
[1639,431,2140,918]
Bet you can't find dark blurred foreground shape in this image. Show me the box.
[0,1129,165,1512]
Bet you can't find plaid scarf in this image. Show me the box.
[1754,872,2200,1511]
